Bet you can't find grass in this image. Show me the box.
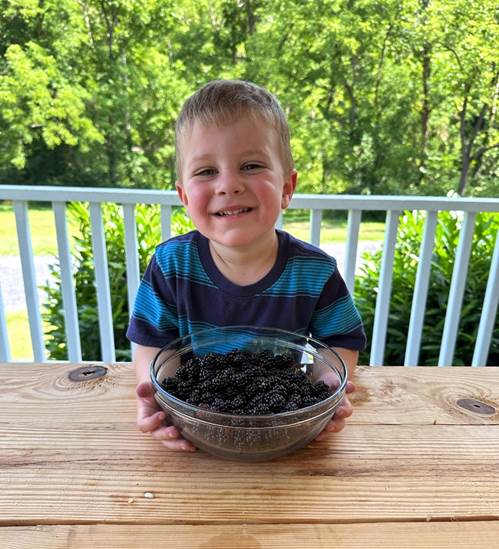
[5,311,56,361]
[1,204,57,256]
[0,203,82,256]
[5,311,34,361]
[284,219,384,243]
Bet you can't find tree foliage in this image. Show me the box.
[1,0,498,196]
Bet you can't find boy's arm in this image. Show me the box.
[134,343,161,386]
[314,346,358,441]
[331,347,358,383]
[133,343,196,452]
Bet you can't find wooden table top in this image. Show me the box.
[1,362,498,548]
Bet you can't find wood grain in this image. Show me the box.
[2,363,498,425]
[1,363,498,530]
[350,365,499,425]
[2,522,499,549]
[1,422,498,524]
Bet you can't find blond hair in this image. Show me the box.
[175,80,293,178]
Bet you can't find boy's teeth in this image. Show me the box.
[219,208,249,216]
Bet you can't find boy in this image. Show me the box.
[127,80,366,452]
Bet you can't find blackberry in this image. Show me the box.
[162,377,178,393]
[160,349,333,415]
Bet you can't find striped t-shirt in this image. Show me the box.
[126,230,366,350]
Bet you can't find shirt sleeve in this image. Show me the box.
[126,252,180,347]
[309,267,367,351]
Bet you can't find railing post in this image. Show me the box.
[0,282,10,362]
[404,211,438,366]
[438,212,476,366]
[161,205,172,242]
[370,210,401,366]
[472,227,499,367]
[344,210,362,293]
[123,204,141,315]
[123,204,140,357]
[53,202,82,362]
[13,201,45,362]
[310,209,322,247]
[89,203,116,363]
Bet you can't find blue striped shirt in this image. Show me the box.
[126,230,366,350]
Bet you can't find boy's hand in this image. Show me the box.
[136,381,196,452]
[314,380,355,441]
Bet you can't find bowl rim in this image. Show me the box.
[149,325,348,420]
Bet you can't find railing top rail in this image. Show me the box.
[0,185,182,206]
[0,185,498,212]
[291,194,499,212]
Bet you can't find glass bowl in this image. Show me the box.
[150,326,347,461]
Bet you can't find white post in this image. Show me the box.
[404,211,437,366]
[160,205,172,242]
[0,282,10,362]
[53,202,82,362]
[123,204,141,315]
[310,209,322,247]
[438,212,476,366]
[89,203,115,363]
[344,209,362,293]
[14,201,45,362]
[370,210,401,366]
[472,228,499,367]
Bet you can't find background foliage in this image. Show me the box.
[355,210,499,365]
[42,202,193,361]
[1,0,498,196]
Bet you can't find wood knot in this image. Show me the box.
[456,398,496,416]
[68,365,108,382]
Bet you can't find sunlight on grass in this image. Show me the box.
[5,310,34,361]
[0,203,80,256]
[284,220,385,243]
[5,310,56,361]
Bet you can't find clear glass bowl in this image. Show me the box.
[150,326,347,461]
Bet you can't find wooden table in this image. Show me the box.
[1,363,498,548]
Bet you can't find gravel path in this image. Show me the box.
[321,242,379,274]
[0,242,379,313]
[0,256,53,312]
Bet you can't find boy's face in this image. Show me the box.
[176,115,297,250]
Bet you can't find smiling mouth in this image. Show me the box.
[214,207,252,217]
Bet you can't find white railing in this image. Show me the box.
[0,185,498,366]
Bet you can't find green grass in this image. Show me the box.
[284,219,384,243]
[0,203,82,256]
[5,310,34,361]
[5,310,56,361]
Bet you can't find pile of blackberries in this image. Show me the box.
[161,349,331,415]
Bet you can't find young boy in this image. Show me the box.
[127,80,366,452]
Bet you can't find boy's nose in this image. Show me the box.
[215,172,245,195]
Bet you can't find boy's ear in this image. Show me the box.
[281,170,298,209]
[175,181,188,206]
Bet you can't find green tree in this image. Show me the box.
[1,0,498,195]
